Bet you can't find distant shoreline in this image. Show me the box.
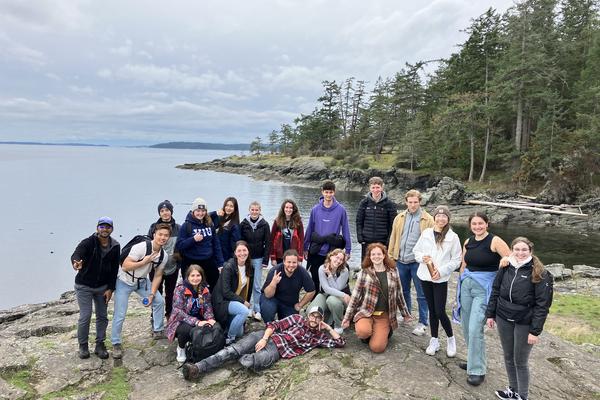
[0,141,250,151]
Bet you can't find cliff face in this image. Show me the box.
[1,274,599,400]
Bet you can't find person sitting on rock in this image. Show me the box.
[259,249,315,323]
[71,216,120,359]
[165,264,216,363]
[181,305,345,380]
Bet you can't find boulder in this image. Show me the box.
[572,265,600,279]
[545,263,573,280]
[422,177,465,205]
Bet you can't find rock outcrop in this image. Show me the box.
[1,275,599,400]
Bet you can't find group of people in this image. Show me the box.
[70,178,552,400]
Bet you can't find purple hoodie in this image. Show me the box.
[304,196,352,256]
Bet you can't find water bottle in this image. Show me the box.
[141,297,150,306]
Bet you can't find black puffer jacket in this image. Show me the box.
[485,259,553,336]
[240,216,271,265]
[356,192,397,244]
[71,234,120,290]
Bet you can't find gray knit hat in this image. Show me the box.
[191,197,207,211]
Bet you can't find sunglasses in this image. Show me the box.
[97,224,113,230]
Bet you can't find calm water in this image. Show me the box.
[1,144,597,310]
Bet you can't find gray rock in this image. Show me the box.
[572,265,600,278]
[0,377,26,400]
[545,263,573,280]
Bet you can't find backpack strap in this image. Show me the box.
[125,240,154,283]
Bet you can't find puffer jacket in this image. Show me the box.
[240,216,271,265]
[356,192,397,244]
[485,259,553,336]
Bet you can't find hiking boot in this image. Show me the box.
[94,342,109,359]
[225,337,236,346]
[112,344,123,359]
[152,330,166,340]
[412,322,427,336]
[458,362,468,370]
[176,346,187,363]
[182,363,201,381]
[78,343,90,359]
[334,327,344,335]
[446,336,457,358]
[425,337,440,356]
[495,387,516,399]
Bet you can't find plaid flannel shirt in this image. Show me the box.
[266,314,346,359]
[343,267,411,329]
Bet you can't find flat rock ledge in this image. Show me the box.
[1,275,599,400]
[178,158,600,233]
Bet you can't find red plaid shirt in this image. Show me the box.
[266,314,346,359]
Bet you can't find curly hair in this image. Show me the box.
[361,243,395,271]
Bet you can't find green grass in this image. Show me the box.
[545,293,600,345]
[43,367,130,400]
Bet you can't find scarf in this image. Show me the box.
[183,279,203,317]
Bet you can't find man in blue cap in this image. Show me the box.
[71,216,120,359]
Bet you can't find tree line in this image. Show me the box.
[252,0,599,196]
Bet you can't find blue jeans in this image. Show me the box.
[460,276,488,375]
[111,278,164,345]
[259,295,297,323]
[227,301,250,339]
[251,258,263,313]
[397,261,428,325]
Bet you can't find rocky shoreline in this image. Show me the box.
[1,270,599,400]
[178,157,600,234]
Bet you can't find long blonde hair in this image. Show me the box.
[510,237,545,283]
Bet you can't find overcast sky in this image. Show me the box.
[0,0,515,145]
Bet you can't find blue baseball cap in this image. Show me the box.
[97,216,114,227]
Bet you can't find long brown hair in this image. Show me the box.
[362,243,395,271]
[233,240,253,278]
[509,237,545,283]
[185,264,207,303]
[324,248,348,276]
[275,199,302,229]
[220,197,240,227]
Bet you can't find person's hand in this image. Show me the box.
[206,319,216,326]
[244,301,251,309]
[218,266,223,273]
[103,290,113,304]
[147,293,155,306]
[528,333,539,345]
[272,271,282,285]
[217,209,225,217]
[341,319,350,329]
[345,253,351,262]
[255,338,268,352]
[343,294,351,305]
[294,303,301,312]
[402,314,414,323]
[194,232,204,242]
[431,269,440,281]
[423,255,432,263]
[196,320,206,327]
[487,318,495,329]
[72,259,83,271]
[319,321,333,332]
[271,259,277,267]
[143,251,160,265]
[499,256,510,267]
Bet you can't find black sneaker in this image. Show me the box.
[94,342,109,359]
[182,363,201,381]
[112,344,123,359]
[78,343,90,359]
[495,387,516,399]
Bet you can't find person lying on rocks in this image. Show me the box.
[181,305,345,380]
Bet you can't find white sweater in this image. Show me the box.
[413,228,462,283]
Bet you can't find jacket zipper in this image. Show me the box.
[508,268,518,303]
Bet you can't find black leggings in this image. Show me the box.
[175,322,194,348]
[149,268,179,318]
[421,280,453,338]
[306,253,326,292]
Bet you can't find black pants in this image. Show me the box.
[149,268,178,318]
[306,253,327,292]
[181,256,219,292]
[175,322,195,348]
[421,280,453,338]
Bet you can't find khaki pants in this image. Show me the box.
[355,312,391,353]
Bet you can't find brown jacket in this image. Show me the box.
[387,209,434,261]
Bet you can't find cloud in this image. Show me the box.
[0,32,46,66]
[111,63,224,92]
[0,0,91,32]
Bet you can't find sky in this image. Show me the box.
[0,0,516,146]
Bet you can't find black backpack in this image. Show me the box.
[119,235,165,283]
[185,323,225,363]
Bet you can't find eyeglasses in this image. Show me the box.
[97,224,113,230]
[308,314,323,321]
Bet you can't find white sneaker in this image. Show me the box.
[446,336,457,358]
[412,323,427,336]
[396,312,404,322]
[253,312,262,322]
[176,346,186,363]
[426,337,440,355]
[334,327,344,335]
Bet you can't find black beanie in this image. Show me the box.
[157,200,174,215]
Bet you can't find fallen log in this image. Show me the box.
[464,200,588,217]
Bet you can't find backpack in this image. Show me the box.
[185,323,225,363]
[119,235,165,283]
